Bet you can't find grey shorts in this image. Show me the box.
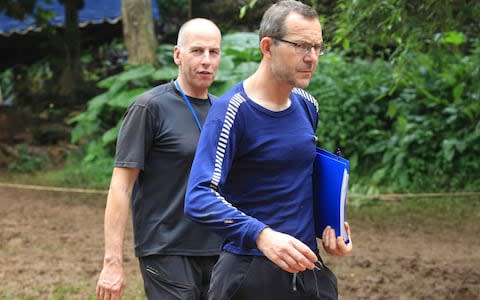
[139,255,218,300]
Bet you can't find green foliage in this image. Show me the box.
[8,145,48,173]
[310,44,480,192]
[330,0,479,58]
[239,0,259,19]
[350,196,480,233]
[67,28,480,193]
[67,63,160,153]
[0,69,14,103]
[0,289,13,299]
[234,0,480,193]
[81,38,128,81]
[0,0,53,21]
[50,282,83,300]
[240,0,320,19]
[0,279,146,300]
[68,32,261,181]
[5,1,477,195]
[4,59,55,110]
[155,0,188,17]
[211,32,261,95]
[3,147,112,190]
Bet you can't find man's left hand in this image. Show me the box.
[321,222,352,256]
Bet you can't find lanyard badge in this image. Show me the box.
[174,80,211,132]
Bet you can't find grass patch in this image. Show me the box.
[1,149,112,190]
[348,196,480,231]
[0,290,13,300]
[39,156,113,190]
[0,149,111,208]
[0,280,146,300]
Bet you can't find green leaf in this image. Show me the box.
[386,101,397,118]
[239,6,247,19]
[442,139,457,161]
[452,84,464,103]
[108,88,149,108]
[371,168,387,183]
[98,64,155,89]
[102,126,120,145]
[152,66,178,81]
[441,31,467,46]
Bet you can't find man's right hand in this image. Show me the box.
[96,262,125,300]
[256,227,317,273]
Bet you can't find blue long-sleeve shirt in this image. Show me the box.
[185,82,320,256]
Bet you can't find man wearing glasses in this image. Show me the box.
[185,1,352,299]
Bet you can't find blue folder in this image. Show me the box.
[312,148,350,243]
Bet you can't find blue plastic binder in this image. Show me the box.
[313,148,350,243]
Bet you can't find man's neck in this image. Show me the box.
[175,78,208,99]
[243,67,292,112]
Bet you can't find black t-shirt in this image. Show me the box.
[115,81,223,257]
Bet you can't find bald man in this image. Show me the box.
[96,18,223,300]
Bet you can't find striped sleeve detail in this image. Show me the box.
[293,88,319,112]
[208,93,247,217]
[210,93,246,189]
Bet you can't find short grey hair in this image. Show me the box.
[258,0,318,41]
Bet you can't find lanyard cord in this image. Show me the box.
[174,80,211,132]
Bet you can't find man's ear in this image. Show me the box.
[173,46,181,65]
[260,37,274,58]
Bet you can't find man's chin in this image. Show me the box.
[295,78,312,89]
[198,77,214,87]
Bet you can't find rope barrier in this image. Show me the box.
[1,182,479,200]
[0,182,108,194]
[349,192,480,201]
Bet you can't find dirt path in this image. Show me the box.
[0,187,143,299]
[0,186,479,299]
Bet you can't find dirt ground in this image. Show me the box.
[0,186,479,300]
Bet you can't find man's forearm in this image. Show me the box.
[103,187,130,265]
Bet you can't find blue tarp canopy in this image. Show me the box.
[0,0,161,36]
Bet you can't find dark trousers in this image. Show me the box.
[139,255,218,300]
[208,251,338,300]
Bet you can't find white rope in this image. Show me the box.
[349,192,480,201]
[1,182,479,200]
[0,182,108,194]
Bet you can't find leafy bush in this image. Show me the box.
[69,31,479,193]
[68,32,260,175]
[81,38,129,81]
[8,145,48,173]
[211,32,261,95]
[311,44,480,192]
[0,69,14,105]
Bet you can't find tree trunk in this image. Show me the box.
[121,0,159,66]
[57,0,83,103]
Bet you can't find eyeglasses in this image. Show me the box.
[273,38,325,56]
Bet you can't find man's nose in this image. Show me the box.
[303,49,317,62]
[201,50,212,62]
